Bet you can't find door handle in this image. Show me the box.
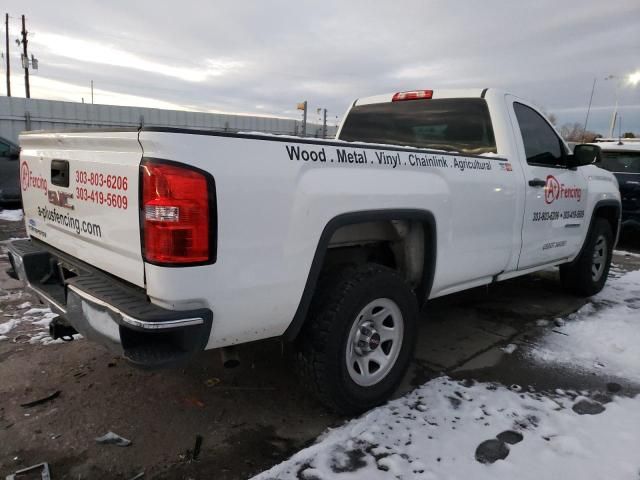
[51,159,70,188]
[528,178,546,187]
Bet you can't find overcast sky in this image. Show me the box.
[2,0,639,134]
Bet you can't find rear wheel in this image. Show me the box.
[295,264,418,415]
[560,218,613,296]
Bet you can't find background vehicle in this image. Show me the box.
[0,136,21,206]
[593,140,640,230]
[7,88,621,413]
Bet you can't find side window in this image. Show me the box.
[513,103,565,167]
[0,141,10,157]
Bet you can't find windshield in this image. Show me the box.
[339,98,497,154]
[599,151,640,174]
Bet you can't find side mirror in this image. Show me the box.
[568,144,601,168]
[8,147,20,160]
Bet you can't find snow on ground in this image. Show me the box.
[255,377,640,480]
[0,318,20,335]
[255,269,640,480]
[529,269,640,382]
[0,209,24,222]
[0,303,78,344]
[614,249,640,259]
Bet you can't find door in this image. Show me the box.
[509,100,588,270]
[20,131,146,287]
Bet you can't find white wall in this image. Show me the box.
[0,97,336,144]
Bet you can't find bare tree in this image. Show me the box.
[559,122,600,143]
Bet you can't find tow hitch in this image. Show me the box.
[49,316,78,341]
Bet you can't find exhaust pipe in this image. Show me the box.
[220,346,240,368]
[49,316,78,341]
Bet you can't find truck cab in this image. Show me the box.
[337,89,619,290]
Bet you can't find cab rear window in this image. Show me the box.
[599,151,640,174]
[338,98,497,154]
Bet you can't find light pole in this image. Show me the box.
[582,78,596,142]
[605,75,620,138]
[605,72,640,138]
[316,107,328,138]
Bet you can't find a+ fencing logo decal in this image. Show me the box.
[545,175,561,204]
[21,161,30,191]
[544,174,582,204]
[20,161,48,194]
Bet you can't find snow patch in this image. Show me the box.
[253,377,640,480]
[0,319,20,335]
[0,305,78,345]
[529,269,640,382]
[614,249,640,258]
[0,209,24,222]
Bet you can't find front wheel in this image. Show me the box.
[295,264,418,415]
[560,218,613,296]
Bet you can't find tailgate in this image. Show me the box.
[19,130,145,287]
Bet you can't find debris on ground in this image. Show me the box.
[20,390,61,408]
[95,431,132,447]
[5,462,51,479]
[204,377,221,387]
[180,434,204,462]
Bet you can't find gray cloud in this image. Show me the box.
[3,0,640,133]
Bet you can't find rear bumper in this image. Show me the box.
[7,238,213,368]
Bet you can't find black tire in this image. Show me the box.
[560,218,613,296]
[294,263,418,415]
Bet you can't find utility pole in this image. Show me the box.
[91,80,94,104]
[322,108,327,138]
[4,13,10,96]
[301,101,307,136]
[20,14,29,98]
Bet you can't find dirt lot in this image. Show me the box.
[1,214,639,479]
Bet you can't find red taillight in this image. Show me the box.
[392,90,433,102]
[140,160,215,265]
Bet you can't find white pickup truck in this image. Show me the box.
[8,88,620,413]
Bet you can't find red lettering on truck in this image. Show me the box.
[20,161,48,194]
